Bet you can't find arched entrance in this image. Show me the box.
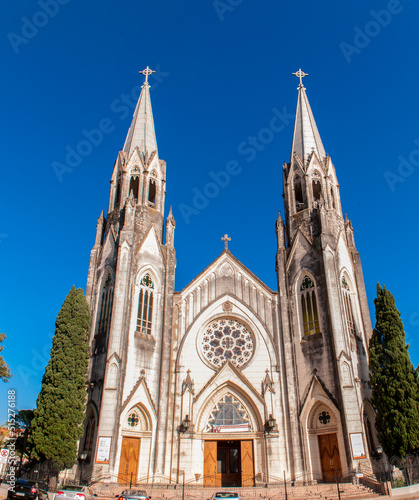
[117,404,152,484]
[307,403,343,482]
[202,392,256,487]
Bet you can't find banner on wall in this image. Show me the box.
[96,437,112,463]
[350,433,366,459]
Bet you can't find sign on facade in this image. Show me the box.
[212,424,250,433]
[96,437,111,463]
[350,433,366,459]
[0,449,9,464]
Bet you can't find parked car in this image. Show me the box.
[209,493,241,500]
[117,490,150,500]
[7,479,49,500]
[54,486,95,500]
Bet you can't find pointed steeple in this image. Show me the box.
[123,67,158,159]
[290,69,326,164]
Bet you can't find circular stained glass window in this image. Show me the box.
[318,411,331,425]
[201,319,254,368]
[128,412,139,427]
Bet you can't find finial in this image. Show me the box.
[139,66,155,87]
[221,234,231,250]
[292,68,308,89]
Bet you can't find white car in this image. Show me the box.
[54,486,95,500]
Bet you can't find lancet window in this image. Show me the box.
[137,273,154,335]
[98,274,113,337]
[294,176,304,211]
[148,179,156,205]
[312,174,322,201]
[330,186,336,209]
[114,174,121,209]
[364,413,376,458]
[83,413,96,460]
[129,176,139,200]
[342,277,356,336]
[299,275,320,336]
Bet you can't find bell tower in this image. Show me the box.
[83,67,176,482]
[276,70,375,477]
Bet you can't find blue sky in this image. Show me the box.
[1,0,419,424]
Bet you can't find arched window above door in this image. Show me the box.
[205,393,251,433]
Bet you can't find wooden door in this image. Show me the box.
[241,440,254,486]
[118,437,141,484]
[318,433,342,482]
[204,441,220,486]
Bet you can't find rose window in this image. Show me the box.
[201,319,254,368]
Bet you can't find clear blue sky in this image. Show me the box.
[1,0,419,424]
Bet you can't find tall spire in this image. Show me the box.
[290,69,326,164]
[123,66,158,159]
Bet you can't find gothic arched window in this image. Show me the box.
[312,176,322,201]
[299,275,320,336]
[206,393,251,433]
[342,277,356,336]
[294,176,304,211]
[137,273,154,335]
[83,412,96,461]
[330,186,336,209]
[98,274,113,337]
[129,176,139,200]
[148,179,156,205]
[114,174,121,209]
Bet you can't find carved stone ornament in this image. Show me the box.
[219,262,233,277]
[222,300,233,312]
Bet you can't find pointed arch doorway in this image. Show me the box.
[204,440,254,487]
[203,393,255,486]
[305,402,344,482]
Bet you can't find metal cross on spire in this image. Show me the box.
[292,68,308,88]
[140,66,155,86]
[221,234,231,250]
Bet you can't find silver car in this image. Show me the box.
[54,486,94,500]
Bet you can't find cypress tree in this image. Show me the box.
[30,286,91,470]
[369,283,419,458]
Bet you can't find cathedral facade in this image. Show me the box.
[81,69,378,486]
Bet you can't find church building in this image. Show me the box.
[81,68,378,486]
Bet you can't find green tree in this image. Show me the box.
[369,283,419,458]
[29,286,91,470]
[15,410,34,458]
[0,333,12,381]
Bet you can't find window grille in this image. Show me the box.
[137,273,154,335]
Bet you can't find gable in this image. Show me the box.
[179,251,273,298]
[137,226,164,262]
[286,229,320,276]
